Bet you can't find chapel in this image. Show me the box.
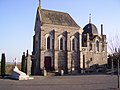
[31,2,107,75]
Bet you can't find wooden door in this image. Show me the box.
[44,57,51,71]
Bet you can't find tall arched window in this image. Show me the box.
[71,36,78,51]
[59,35,66,51]
[60,38,63,50]
[72,38,75,51]
[47,36,50,50]
[96,41,99,52]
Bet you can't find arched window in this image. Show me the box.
[72,39,75,51]
[96,41,99,52]
[59,35,66,51]
[47,36,50,50]
[60,38,63,50]
[45,33,54,50]
[71,36,78,51]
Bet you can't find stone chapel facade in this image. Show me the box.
[31,6,107,75]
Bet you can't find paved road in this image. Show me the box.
[0,75,118,90]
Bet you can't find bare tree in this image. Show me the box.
[108,33,120,59]
[109,34,120,53]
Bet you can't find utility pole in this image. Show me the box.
[111,58,114,76]
[118,59,120,89]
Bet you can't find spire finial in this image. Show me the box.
[89,13,91,23]
[39,0,41,8]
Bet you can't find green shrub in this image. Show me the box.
[21,52,26,73]
[1,53,6,78]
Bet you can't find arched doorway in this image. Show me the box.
[44,56,52,71]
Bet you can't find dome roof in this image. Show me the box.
[83,23,98,35]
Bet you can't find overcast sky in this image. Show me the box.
[0,0,120,62]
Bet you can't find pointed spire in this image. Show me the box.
[38,0,42,26]
[89,13,91,23]
[38,0,41,10]
[39,0,41,7]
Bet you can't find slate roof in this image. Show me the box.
[38,8,80,28]
[83,23,98,35]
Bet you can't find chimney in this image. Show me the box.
[101,24,103,35]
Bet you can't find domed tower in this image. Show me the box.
[82,14,98,47]
[83,14,98,36]
[83,23,98,35]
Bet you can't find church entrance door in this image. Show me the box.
[44,57,52,71]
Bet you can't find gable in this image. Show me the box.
[92,35,102,42]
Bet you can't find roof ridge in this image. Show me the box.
[41,9,68,15]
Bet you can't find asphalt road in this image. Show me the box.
[0,75,118,90]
